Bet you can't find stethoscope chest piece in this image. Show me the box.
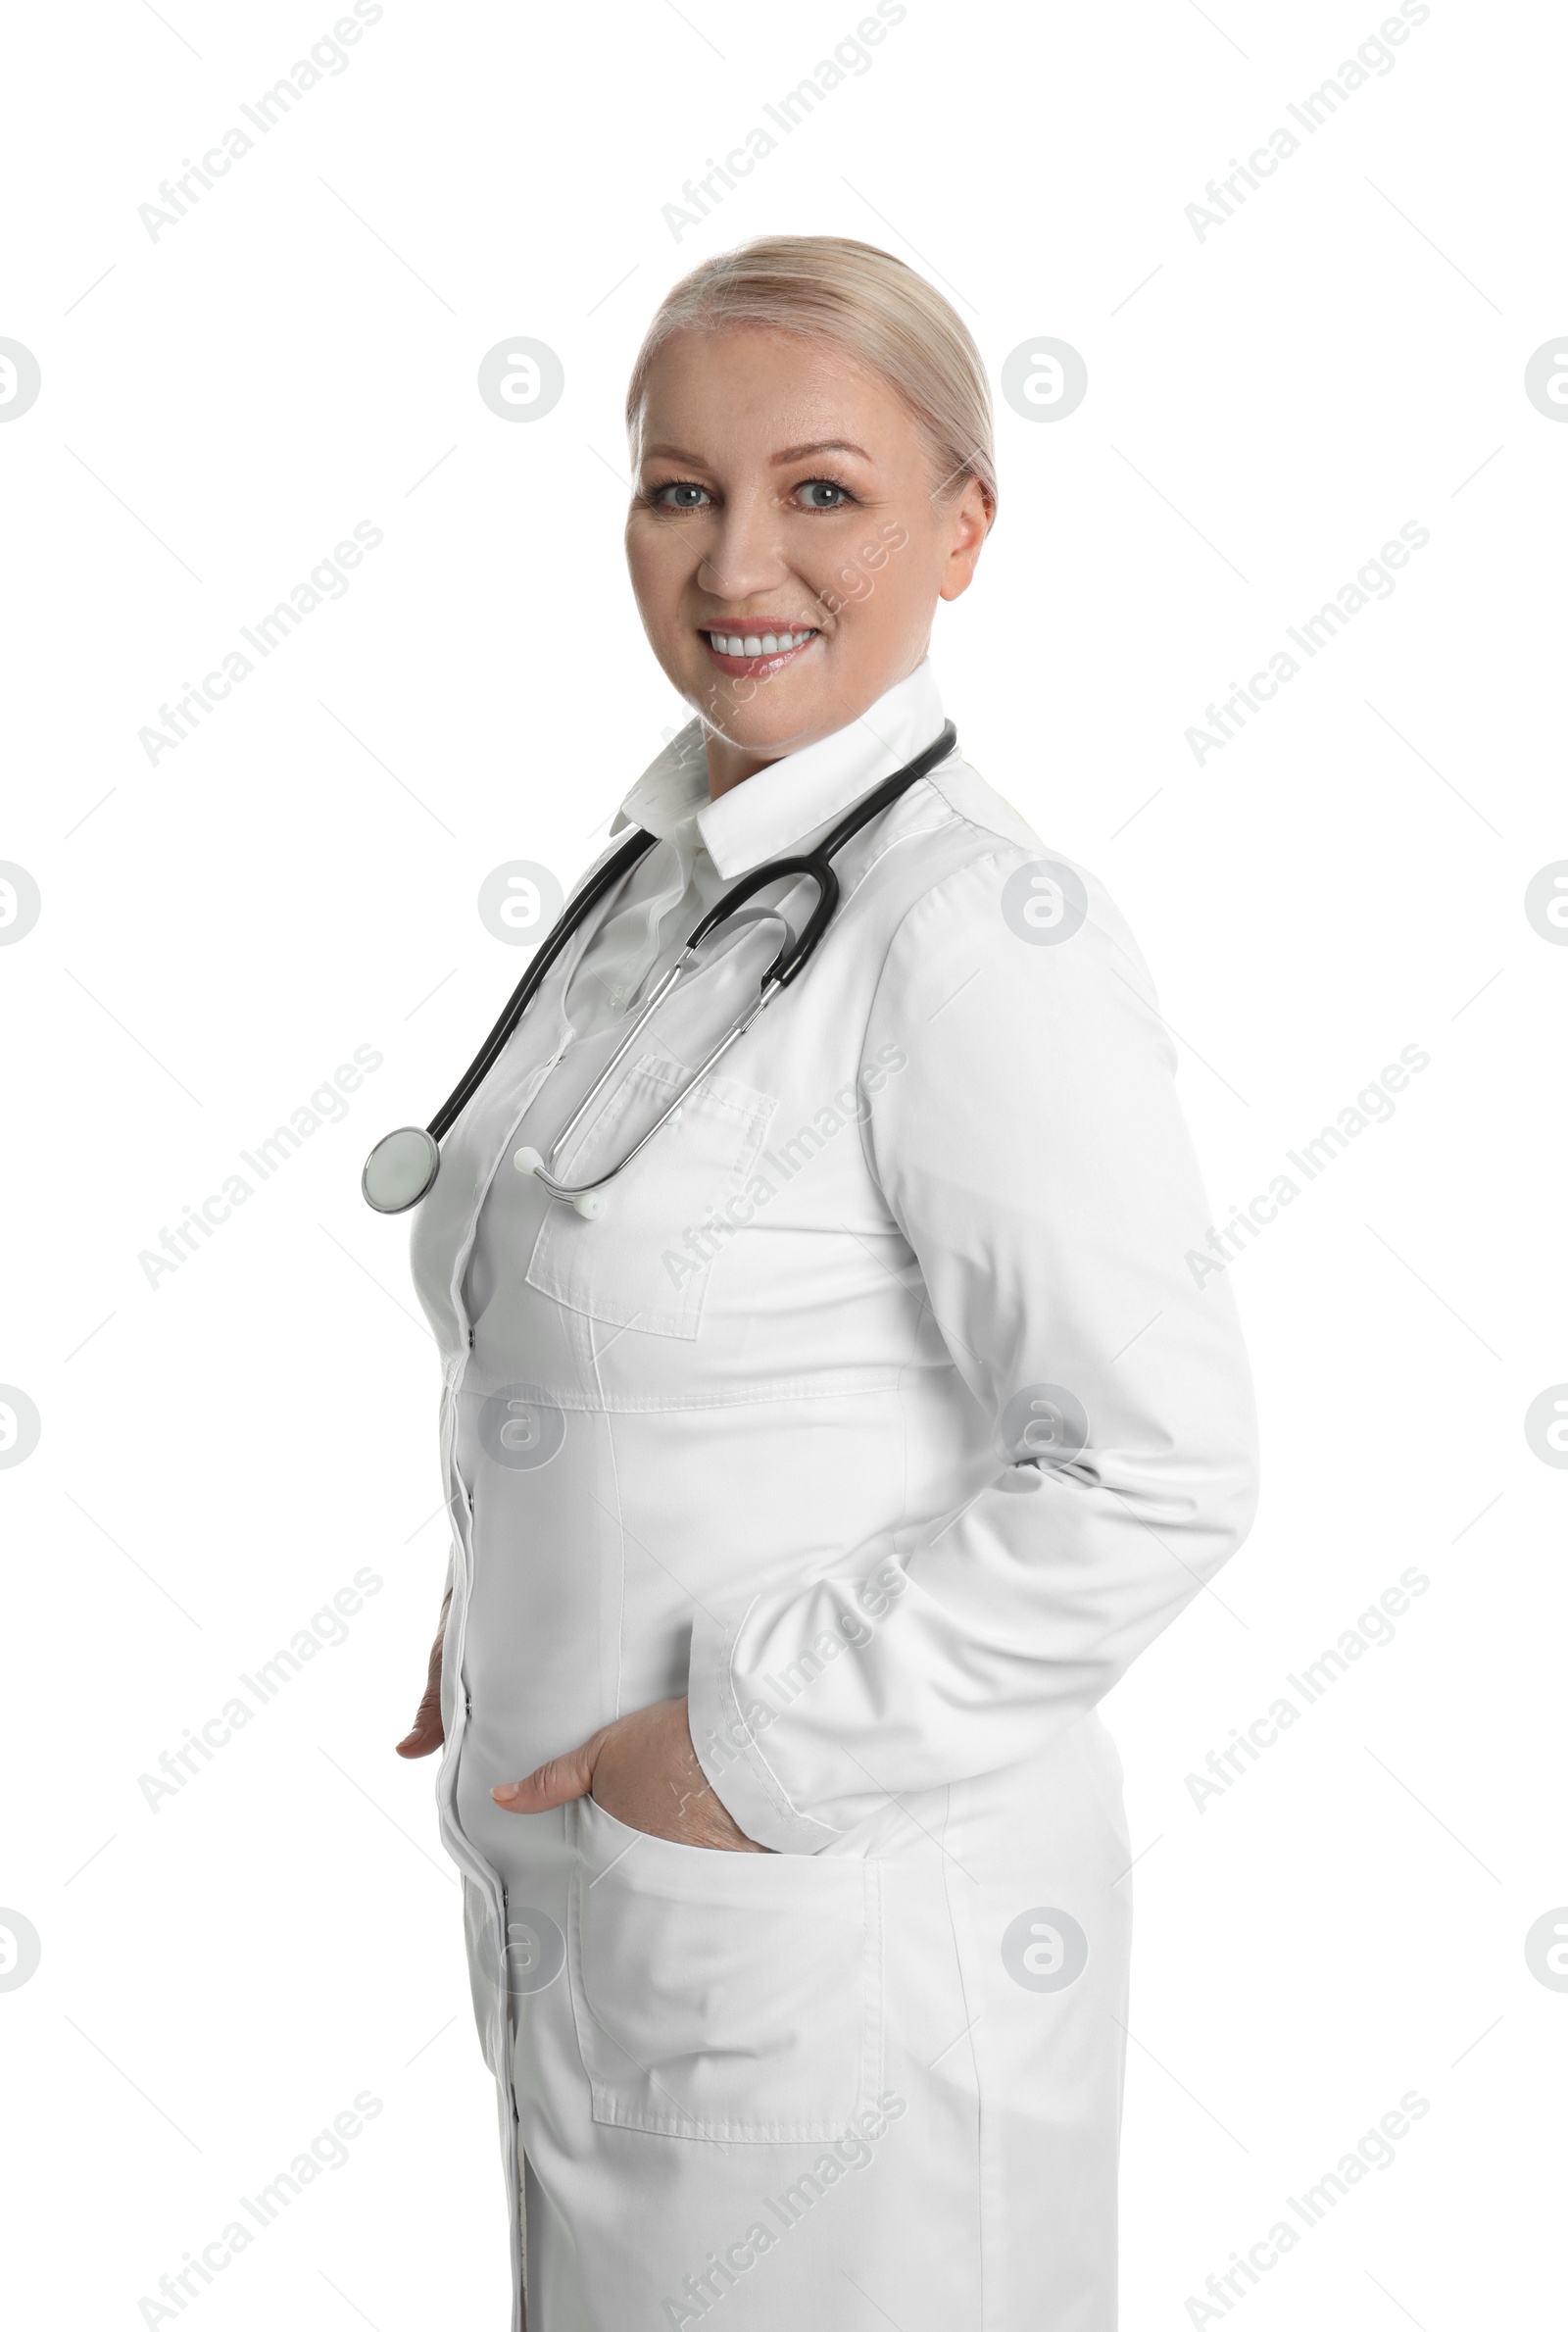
[363,1125,441,1215]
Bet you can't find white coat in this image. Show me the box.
[407,659,1258,2331]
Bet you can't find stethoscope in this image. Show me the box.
[361,720,957,1218]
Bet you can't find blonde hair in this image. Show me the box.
[624,234,997,523]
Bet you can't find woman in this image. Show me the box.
[393,235,1257,2331]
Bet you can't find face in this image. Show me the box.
[624,324,990,795]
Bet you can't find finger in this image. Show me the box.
[493,1736,598,1814]
[395,1678,444,1758]
[395,1626,448,1757]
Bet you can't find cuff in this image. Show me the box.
[686,1600,841,1856]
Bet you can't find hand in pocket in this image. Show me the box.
[492,1695,770,1850]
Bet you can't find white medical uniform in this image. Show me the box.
[408,660,1258,2331]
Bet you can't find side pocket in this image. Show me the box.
[566,1797,883,2142]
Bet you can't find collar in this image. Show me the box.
[609,660,948,879]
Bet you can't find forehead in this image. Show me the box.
[635,323,915,458]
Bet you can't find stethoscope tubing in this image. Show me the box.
[521,719,957,1206]
[428,826,657,1144]
[363,720,957,1216]
[523,975,779,1205]
[435,719,955,1151]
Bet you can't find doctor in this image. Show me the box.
[392,234,1257,2330]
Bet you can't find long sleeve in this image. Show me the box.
[686,841,1260,1852]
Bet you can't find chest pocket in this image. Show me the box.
[523,1044,775,1339]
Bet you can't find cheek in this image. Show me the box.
[624,525,690,627]
[836,525,925,624]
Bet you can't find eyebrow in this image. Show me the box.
[640,438,874,468]
[770,438,872,465]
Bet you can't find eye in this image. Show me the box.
[794,477,856,511]
[649,479,712,511]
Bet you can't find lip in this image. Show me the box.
[698,626,820,679]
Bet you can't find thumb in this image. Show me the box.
[395,1594,451,1760]
[395,1668,444,1758]
[493,1732,601,1816]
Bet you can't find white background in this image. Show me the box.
[2,1,1563,2326]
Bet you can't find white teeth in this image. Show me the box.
[707,628,813,656]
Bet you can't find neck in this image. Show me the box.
[700,653,931,802]
[705,730,782,802]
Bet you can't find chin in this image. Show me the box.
[698,678,847,751]
[717,696,819,742]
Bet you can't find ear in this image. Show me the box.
[937,475,992,604]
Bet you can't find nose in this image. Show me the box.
[696,489,796,609]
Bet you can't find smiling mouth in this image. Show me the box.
[699,625,819,675]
